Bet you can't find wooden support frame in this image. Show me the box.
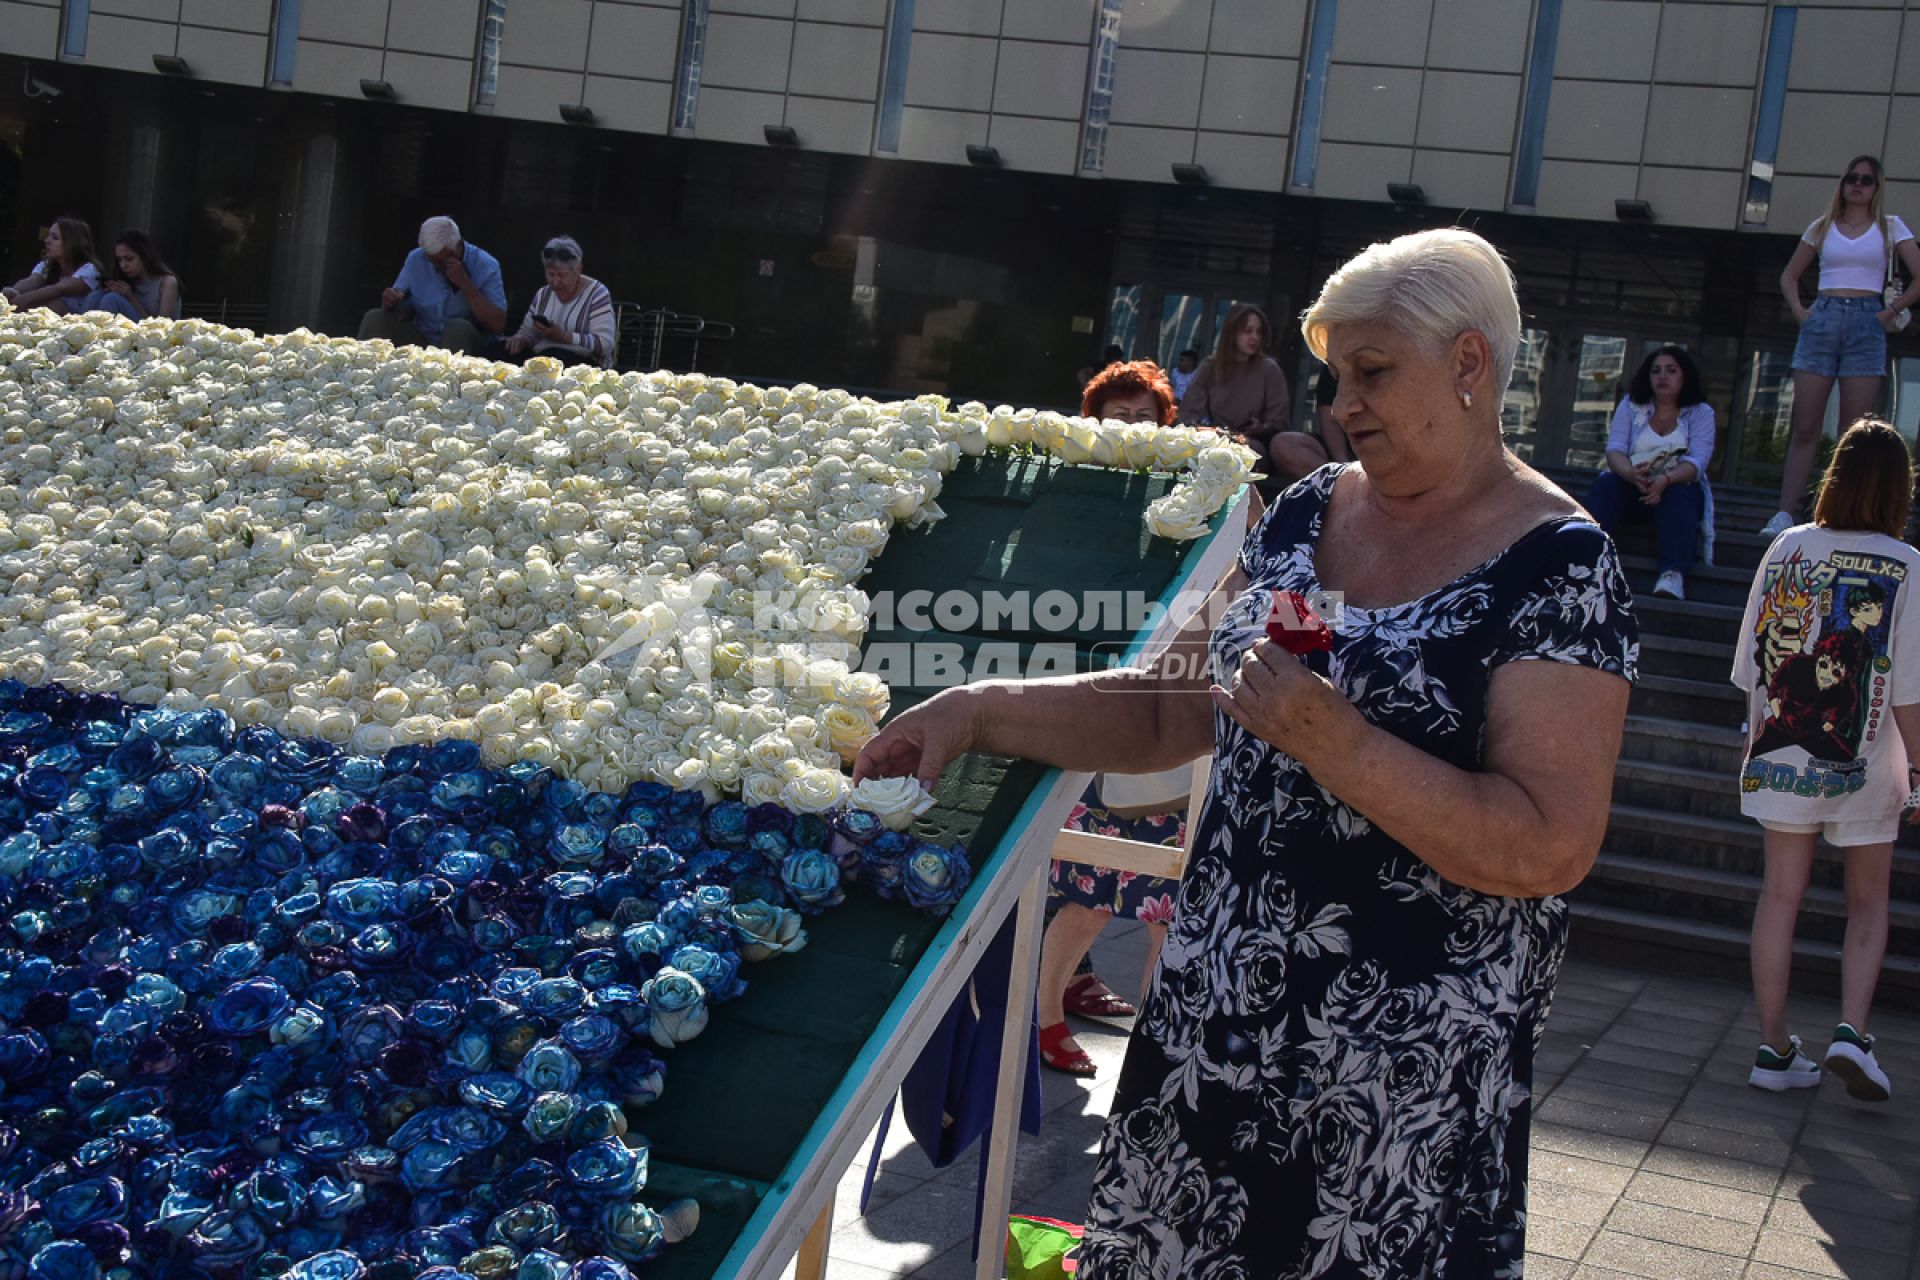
[757,489,1249,1280]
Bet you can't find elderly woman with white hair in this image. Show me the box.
[856,228,1638,1276]
[503,235,618,368]
[357,214,507,355]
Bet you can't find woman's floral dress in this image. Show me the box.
[1078,466,1638,1280]
[1048,785,1183,925]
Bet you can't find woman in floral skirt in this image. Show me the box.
[1038,359,1188,1077]
[858,228,1637,1277]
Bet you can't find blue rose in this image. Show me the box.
[522,977,587,1020]
[400,1138,465,1191]
[326,877,394,928]
[486,1201,563,1253]
[902,843,973,913]
[306,1177,367,1223]
[29,1240,100,1280]
[566,1138,646,1200]
[0,1029,48,1081]
[595,1201,665,1265]
[515,1040,582,1094]
[515,1250,571,1280]
[666,945,744,1002]
[206,977,292,1036]
[557,1014,625,1066]
[457,1073,531,1115]
[183,1208,269,1272]
[41,1175,126,1230]
[640,969,708,1049]
[521,1092,579,1145]
[860,832,911,900]
[285,1249,366,1280]
[288,1114,368,1163]
[727,900,808,962]
[779,849,844,915]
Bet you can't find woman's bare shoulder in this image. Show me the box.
[1503,455,1584,520]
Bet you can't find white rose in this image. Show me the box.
[849,776,935,831]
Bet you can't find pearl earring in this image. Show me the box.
[1461,391,1473,409]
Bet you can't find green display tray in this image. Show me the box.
[634,455,1228,1278]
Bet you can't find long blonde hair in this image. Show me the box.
[1809,155,1887,244]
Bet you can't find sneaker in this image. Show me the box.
[1652,571,1685,601]
[1749,1036,1822,1091]
[1825,1023,1891,1102]
[1759,511,1794,538]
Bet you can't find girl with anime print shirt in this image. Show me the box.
[1736,420,1920,1105]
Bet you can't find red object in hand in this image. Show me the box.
[1265,589,1332,655]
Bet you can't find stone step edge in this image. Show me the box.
[1632,596,1745,624]
[1566,900,1920,987]
[1639,633,1738,661]
[1623,713,1746,747]
[1636,673,1746,704]
[1588,850,1920,927]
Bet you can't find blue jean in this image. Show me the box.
[1791,295,1887,379]
[1584,470,1703,574]
[80,289,142,321]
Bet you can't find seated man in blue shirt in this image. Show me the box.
[356,215,507,355]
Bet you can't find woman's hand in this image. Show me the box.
[1879,307,1903,332]
[1639,472,1669,506]
[530,316,566,344]
[504,335,530,356]
[1210,639,1361,765]
[105,280,132,299]
[853,687,985,792]
[1793,306,1811,325]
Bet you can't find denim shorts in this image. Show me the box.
[1790,294,1887,379]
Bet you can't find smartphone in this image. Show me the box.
[531,313,550,326]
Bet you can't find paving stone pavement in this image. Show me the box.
[782,919,1920,1278]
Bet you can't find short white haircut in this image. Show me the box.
[1300,228,1521,394]
[418,216,462,255]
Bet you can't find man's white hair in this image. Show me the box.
[418,216,462,255]
[1300,228,1521,394]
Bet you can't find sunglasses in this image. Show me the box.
[1844,172,1878,187]
[542,247,579,262]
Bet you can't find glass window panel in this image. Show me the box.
[1735,350,1797,483]
[1564,333,1628,470]
[1894,356,1920,447]
[1078,0,1123,174]
[1157,293,1207,372]
[473,0,507,108]
[62,0,89,58]
[1500,327,1551,461]
[1104,284,1142,358]
[270,0,301,86]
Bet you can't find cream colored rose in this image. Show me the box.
[849,776,935,831]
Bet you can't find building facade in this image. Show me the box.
[2,0,1918,483]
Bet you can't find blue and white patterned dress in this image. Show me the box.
[1078,466,1638,1280]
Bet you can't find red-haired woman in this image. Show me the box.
[1037,359,1187,1076]
[1739,420,1920,1102]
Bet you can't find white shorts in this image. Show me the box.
[1758,815,1900,847]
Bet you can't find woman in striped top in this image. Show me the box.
[504,235,617,368]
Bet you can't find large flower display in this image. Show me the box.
[0,301,1254,1278]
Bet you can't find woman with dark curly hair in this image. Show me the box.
[1582,344,1716,600]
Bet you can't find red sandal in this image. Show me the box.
[1039,1022,1097,1077]
[1063,972,1137,1020]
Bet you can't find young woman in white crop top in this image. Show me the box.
[1769,156,1920,538]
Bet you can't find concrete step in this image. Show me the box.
[1629,672,1746,730]
[1608,522,1771,574]
[1621,713,1746,773]
[1565,899,1920,1011]
[1576,851,1920,954]
[1638,633,1736,685]
[1619,555,1756,609]
[1631,594,1743,648]
[1601,800,1920,898]
[1613,755,1742,823]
